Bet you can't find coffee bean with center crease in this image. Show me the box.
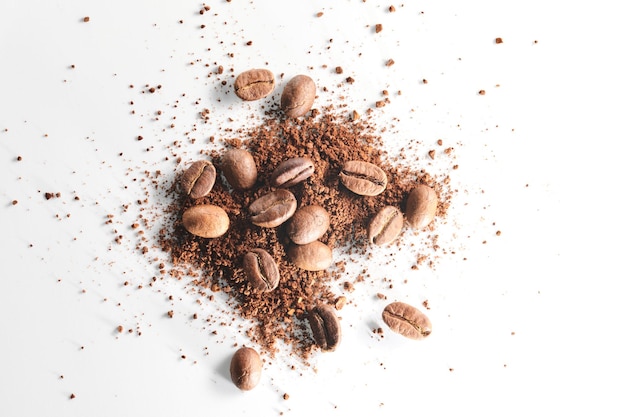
[307,304,341,352]
[287,240,332,271]
[242,248,280,292]
[285,205,330,245]
[280,74,316,118]
[179,160,216,199]
[270,157,315,188]
[221,148,258,190]
[382,301,432,340]
[405,184,438,229]
[230,346,262,391]
[249,189,297,228]
[339,160,388,196]
[368,206,403,245]
[233,68,275,101]
[182,204,229,238]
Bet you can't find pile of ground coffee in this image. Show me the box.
[155,103,453,360]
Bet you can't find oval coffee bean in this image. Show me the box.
[339,160,387,196]
[368,206,403,245]
[382,301,432,340]
[249,189,297,228]
[287,240,332,271]
[285,205,330,245]
[405,184,438,230]
[230,346,262,391]
[308,304,341,352]
[242,248,280,292]
[180,160,216,199]
[269,156,315,188]
[182,204,229,238]
[233,68,275,101]
[280,74,316,118]
[221,148,258,190]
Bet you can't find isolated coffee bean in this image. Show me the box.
[280,74,316,118]
[182,204,229,238]
[230,346,262,391]
[242,248,280,292]
[221,148,258,190]
[179,160,216,199]
[249,189,297,228]
[233,68,275,101]
[368,206,403,245]
[270,157,315,188]
[405,184,438,229]
[285,205,330,245]
[339,160,387,196]
[382,301,432,340]
[287,240,332,271]
[308,304,341,352]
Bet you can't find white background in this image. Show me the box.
[1,1,625,416]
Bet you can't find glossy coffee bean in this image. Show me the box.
[339,160,387,196]
[285,205,330,245]
[405,184,438,229]
[269,157,315,188]
[287,240,332,271]
[368,205,403,245]
[233,68,275,101]
[242,248,280,292]
[308,304,341,352]
[182,204,229,238]
[180,160,216,199]
[230,346,262,390]
[382,301,432,340]
[221,148,258,190]
[280,74,316,118]
[249,189,297,228]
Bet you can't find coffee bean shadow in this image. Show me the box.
[216,353,232,384]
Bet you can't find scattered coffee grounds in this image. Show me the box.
[155,103,454,361]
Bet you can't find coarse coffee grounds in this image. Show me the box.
[154,104,455,361]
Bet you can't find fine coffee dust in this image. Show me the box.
[154,105,455,361]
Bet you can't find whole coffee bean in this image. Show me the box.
[221,148,258,190]
[233,68,275,101]
[269,157,315,188]
[307,304,341,352]
[382,301,432,340]
[242,248,280,292]
[368,206,403,245]
[180,160,216,199]
[285,205,330,245]
[230,346,262,391]
[249,189,297,228]
[280,74,316,118]
[182,204,229,238]
[287,240,332,271]
[405,184,438,229]
[339,160,388,196]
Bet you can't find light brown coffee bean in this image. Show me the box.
[308,304,341,352]
[382,301,432,340]
[405,184,438,229]
[230,346,262,391]
[280,74,316,118]
[287,240,332,271]
[249,189,297,228]
[269,157,315,188]
[285,205,330,245]
[182,204,229,238]
[368,205,403,245]
[180,160,216,199]
[242,248,280,292]
[339,160,387,196]
[233,68,275,101]
[221,148,258,190]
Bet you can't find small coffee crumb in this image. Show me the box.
[428,150,436,159]
[70,393,76,399]
[422,78,428,84]
[283,393,290,400]
[167,310,174,318]
[478,90,486,95]
[82,16,89,22]
[316,12,323,17]
[385,59,395,67]
[496,230,502,236]
[375,24,383,33]
[495,37,503,44]
[245,40,252,46]
[389,5,396,12]
[117,325,124,333]
[335,66,343,74]
[12,200,18,205]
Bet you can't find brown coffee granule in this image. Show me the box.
[316,12,323,18]
[385,59,395,67]
[478,89,486,95]
[375,24,383,33]
[335,66,343,74]
[82,16,89,22]
[495,37,503,44]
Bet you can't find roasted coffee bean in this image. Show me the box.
[382,301,432,340]
[242,248,280,292]
[285,205,330,245]
[405,184,438,229]
[339,160,387,196]
[249,189,297,228]
[280,74,316,118]
[368,206,403,245]
[182,204,229,238]
[221,148,258,190]
[180,160,216,199]
[233,68,275,101]
[270,156,315,188]
[307,304,341,352]
[287,240,332,271]
[230,346,262,391]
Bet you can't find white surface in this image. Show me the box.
[1,1,625,416]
